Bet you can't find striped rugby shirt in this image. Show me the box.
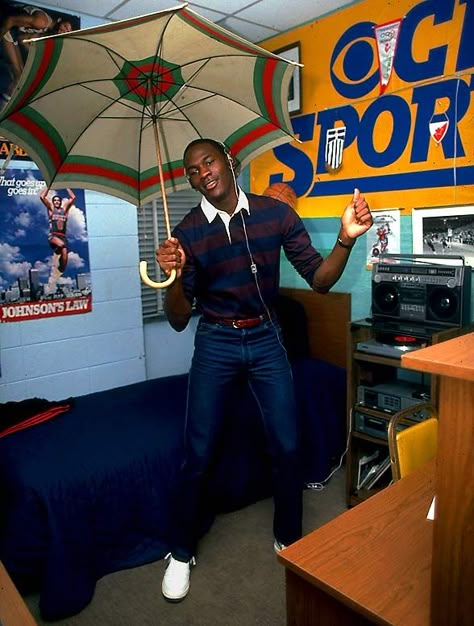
[173,190,323,320]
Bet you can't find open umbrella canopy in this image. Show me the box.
[0,2,297,207]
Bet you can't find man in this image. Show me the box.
[156,138,372,602]
[40,187,76,273]
[424,234,436,254]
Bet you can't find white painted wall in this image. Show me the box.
[143,315,197,379]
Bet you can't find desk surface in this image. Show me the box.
[0,561,37,626]
[278,461,435,626]
[402,331,474,381]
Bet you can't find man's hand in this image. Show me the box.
[340,188,373,241]
[156,237,186,279]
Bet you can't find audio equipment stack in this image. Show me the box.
[346,254,472,506]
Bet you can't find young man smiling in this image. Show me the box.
[156,138,373,601]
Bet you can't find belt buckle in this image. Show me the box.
[232,320,241,328]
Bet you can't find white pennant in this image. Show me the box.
[374,19,402,95]
[429,119,449,145]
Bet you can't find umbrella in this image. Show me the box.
[0,2,297,288]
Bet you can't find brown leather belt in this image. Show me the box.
[204,313,270,328]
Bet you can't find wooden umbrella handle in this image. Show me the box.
[138,112,177,290]
[139,261,176,289]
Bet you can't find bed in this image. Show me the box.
[0,289,350,620]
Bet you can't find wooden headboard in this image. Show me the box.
[279,288,351,370]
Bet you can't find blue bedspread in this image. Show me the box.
[0,362,345,620]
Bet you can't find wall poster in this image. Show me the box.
[365,209,401,270]
[0,167,92,322]
[0,2,81,110]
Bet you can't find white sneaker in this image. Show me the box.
[273,539,287,553]
[162,554,196,601]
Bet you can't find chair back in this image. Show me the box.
[387,403,438,481]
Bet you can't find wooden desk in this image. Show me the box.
[0,561,37,626]
[278,461,435,626]
[402,332,474,626]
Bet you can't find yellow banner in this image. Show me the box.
[250,0,473,216]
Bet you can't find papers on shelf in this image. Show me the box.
[357,451,391,490]
[427,496,436,520]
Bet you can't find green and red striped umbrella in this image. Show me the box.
[0,3,296,205]
[0,3,297,287]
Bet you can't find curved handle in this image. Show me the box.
[139,261,176,289]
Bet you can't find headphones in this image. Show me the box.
[216,140,234,170]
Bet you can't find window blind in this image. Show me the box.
[137,189,198,319]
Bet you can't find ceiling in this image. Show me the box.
[37,0,359,43]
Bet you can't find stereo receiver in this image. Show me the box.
[357,381,430,413]
[354,407,431,440]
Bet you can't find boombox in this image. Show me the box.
[372,256,472,328]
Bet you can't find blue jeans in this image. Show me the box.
[172,317,302,561]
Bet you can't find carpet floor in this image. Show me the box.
[24,466,347,625]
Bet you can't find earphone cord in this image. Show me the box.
[228,151,287,355]
[239,211,288,355]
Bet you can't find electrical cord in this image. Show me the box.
[305,407,351,490]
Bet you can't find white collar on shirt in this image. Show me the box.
[200,188,250,241]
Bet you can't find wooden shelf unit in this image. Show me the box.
[345,318,469,507]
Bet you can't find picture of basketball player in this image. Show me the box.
[40,188,76,273]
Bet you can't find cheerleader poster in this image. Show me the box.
[366,210,401,269]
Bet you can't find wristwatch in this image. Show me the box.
[337,236,355,249]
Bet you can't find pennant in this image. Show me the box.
[325,126,346,173]
[374,19,402,95]
[429,114,449,145]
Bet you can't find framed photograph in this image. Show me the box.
[274,43,301,114]
[412,205,474,266]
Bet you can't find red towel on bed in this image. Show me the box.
[0,398,72,438]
